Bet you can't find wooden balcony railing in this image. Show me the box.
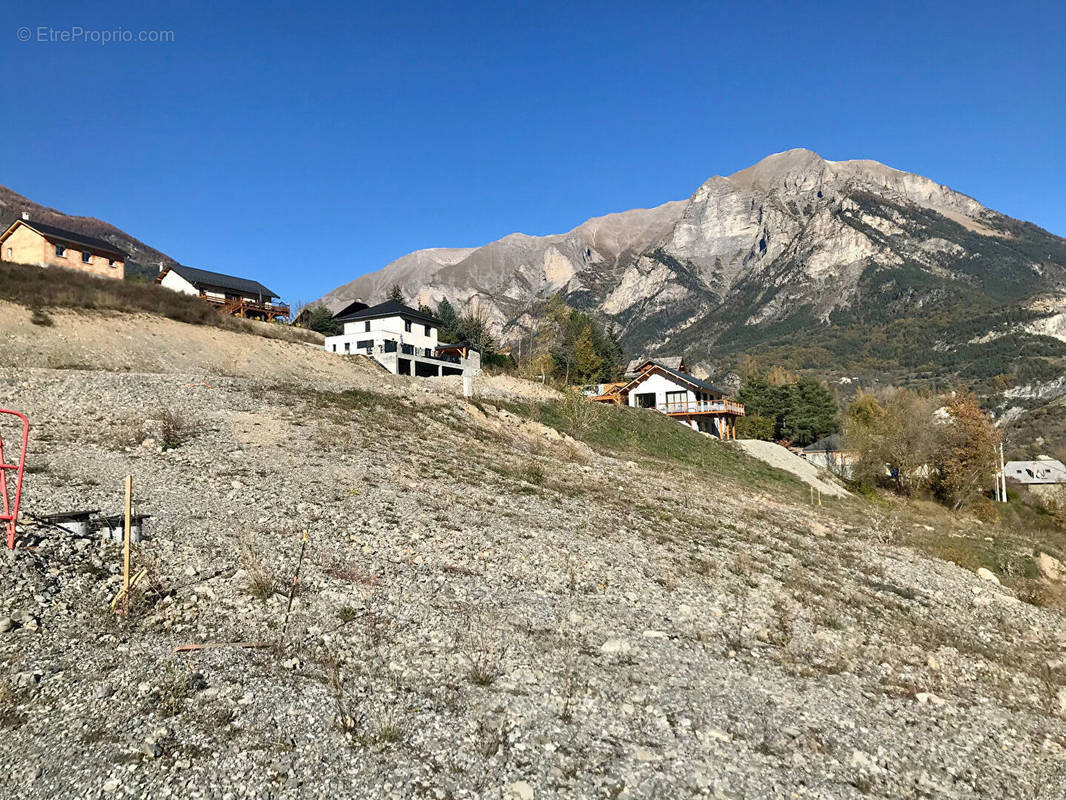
[200,294,290,322]
[659,400,745,416]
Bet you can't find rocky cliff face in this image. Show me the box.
[313,149,1066,385]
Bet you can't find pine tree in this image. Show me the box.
[573,325,603,381]
[386,284,405,303]
[304,305,341,336]
[436,297,460,342]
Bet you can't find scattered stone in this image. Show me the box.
[505,781,534,800]
[976,567,1000,585]
[916,692,946,706]
[600,638,631,655]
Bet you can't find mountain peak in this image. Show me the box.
[725,148,828,192]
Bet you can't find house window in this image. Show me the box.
[5,247,11,259]
[344,342,350,352]
[404,320,412,333]
[331,344,337,352]
[665,391,687,411]
[108,258,117,267]
[82,252,92,264]
[425,347,432,357]
[55,244,66,257]
[425,324,432,336]
[364,321,371,332]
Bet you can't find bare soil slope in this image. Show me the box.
[0,310,1064,799]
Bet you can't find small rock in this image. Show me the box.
[0,617,13,634]
[1038,552,1066,583]
[600,638,631,655]
[916,692,946,706]
[506,781,534,800]
[102,778,120,793]
[976,567,1000,585]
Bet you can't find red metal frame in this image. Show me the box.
[0,410,29,549]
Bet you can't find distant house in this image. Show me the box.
[1005,459,1066,485]
[0,215,126,279]
[613,359,744,438]
[157,264,289,322]
[323,300,481,377]
[801,434,854,477]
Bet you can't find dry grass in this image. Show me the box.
[0,261,320,344]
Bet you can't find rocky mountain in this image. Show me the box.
[315,149,1066,392]
[0,185,177,279]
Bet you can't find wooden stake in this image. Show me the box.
[122,475,133,611]
[173,641,270,653]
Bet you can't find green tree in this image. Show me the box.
[386,283,405,303]
[573,325,604,381]
[304,305,341,336]
[736,414,775,440]
[780,377,838,446]
[436,297,460,342]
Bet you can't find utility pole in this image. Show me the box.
[998,442,1007,502]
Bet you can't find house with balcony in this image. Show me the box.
[0,215,127,279]
[614,359,744,438]
[323,300,481,377]
[156,264,289,322]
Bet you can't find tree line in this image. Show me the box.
[842,388,1000,510]
[735,367,839,447]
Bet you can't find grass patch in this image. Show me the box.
[499,399,802,492]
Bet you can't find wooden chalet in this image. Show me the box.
[157,264,289,322]
[605,358,744,439]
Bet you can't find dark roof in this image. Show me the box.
[622,362,727,396]
[332,299,370,319]
[7,219,127,259]
[335,299,441,326]
[436,341,481,353]
[167,265,279,299]
[802,434,845,453]
[626,356,685,375]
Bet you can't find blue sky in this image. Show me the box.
[3,0,1064,304]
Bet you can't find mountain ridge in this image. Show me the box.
[312,149,1066,366]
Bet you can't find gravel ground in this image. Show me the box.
[0,365,1065,799]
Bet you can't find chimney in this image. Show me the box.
[158,261,166,274]
[21,211,29,221]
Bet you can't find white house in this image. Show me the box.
[324,300,481,378]
[1005,458,1066,485]
[157,264,289,322]
[616,360,744,438]
[801,434,855,478]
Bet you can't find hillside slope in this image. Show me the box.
[1,310,1064,797]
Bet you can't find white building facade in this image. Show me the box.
[324,300,480,378]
